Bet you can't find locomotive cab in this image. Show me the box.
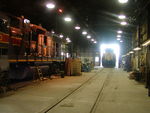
[0,13,9,72]
[102,49,116,68]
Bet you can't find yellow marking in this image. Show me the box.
[9,59,65,63]
[11,36,22,40]
[0,41,9,44]
[0,32,9,36]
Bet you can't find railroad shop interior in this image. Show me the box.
[0,0,150,113]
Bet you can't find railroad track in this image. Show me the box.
[39,68,112,113]
[90,69,112,113]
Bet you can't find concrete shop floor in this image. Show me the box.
[0,68,150,113]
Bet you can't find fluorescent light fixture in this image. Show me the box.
[133,47,141,51]
[118,15,126,19]
[142,39,150,46]
[118,0,128,4]
[120,40,123,42]
[117,35,121,38]
[75,25,80,30]
[87,35,91,39]
[46,3,55,9]
[129,51,134,54]
[117,30,123,34]
[100,44,120,68]
[120,21,127,25]
[64,17,72,22]
[82,31,87,35]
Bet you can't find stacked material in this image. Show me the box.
[65,58,82,76]
[72,59,82,76]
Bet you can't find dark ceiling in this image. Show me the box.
[0,0,149,53]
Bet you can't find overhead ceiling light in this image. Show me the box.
[61,52,64,56]
[120,21,127,25]
[75,25,80,30]
[133,47,141,51]
[87,35,91,39]
[64,17,72,22]
[129,51,134,54]
[66,37,71,43]
[118,15,126,19]
[94,41,97,43]
[67,40,71,43]
[118,0,128,4]
[117,30,123,34]
[127,53,130,55]
[117,35,121,38]
[24,19,30,24]
[82,31,87,35]
[46,3,55,9]
[66,37,70,41]
[117,38,121,41]
[120,40,123,42]
[91,39,94,42]
[51,30,55,34]
[142,39,150,46]
[59,34,63,38]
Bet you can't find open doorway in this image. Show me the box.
[100,44,120,68]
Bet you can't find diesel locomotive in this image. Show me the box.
[0,12,69,84]
[102,48,116,68]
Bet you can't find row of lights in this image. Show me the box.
[116,0,128,43]
[116,13,128,42]
[118,0,143,57]
[46,2,72,43]
[122,39,150,57]
[81,30,97,43]
[51,31,71,43]
[119,0,150,57]
[46,2,97,44]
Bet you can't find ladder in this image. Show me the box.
[35,66,43,81]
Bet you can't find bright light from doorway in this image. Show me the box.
[100,44,120,68]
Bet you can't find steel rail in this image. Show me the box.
[90,69,112,113]
[39,68,104,113]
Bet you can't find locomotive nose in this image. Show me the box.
[100,44,120,68]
